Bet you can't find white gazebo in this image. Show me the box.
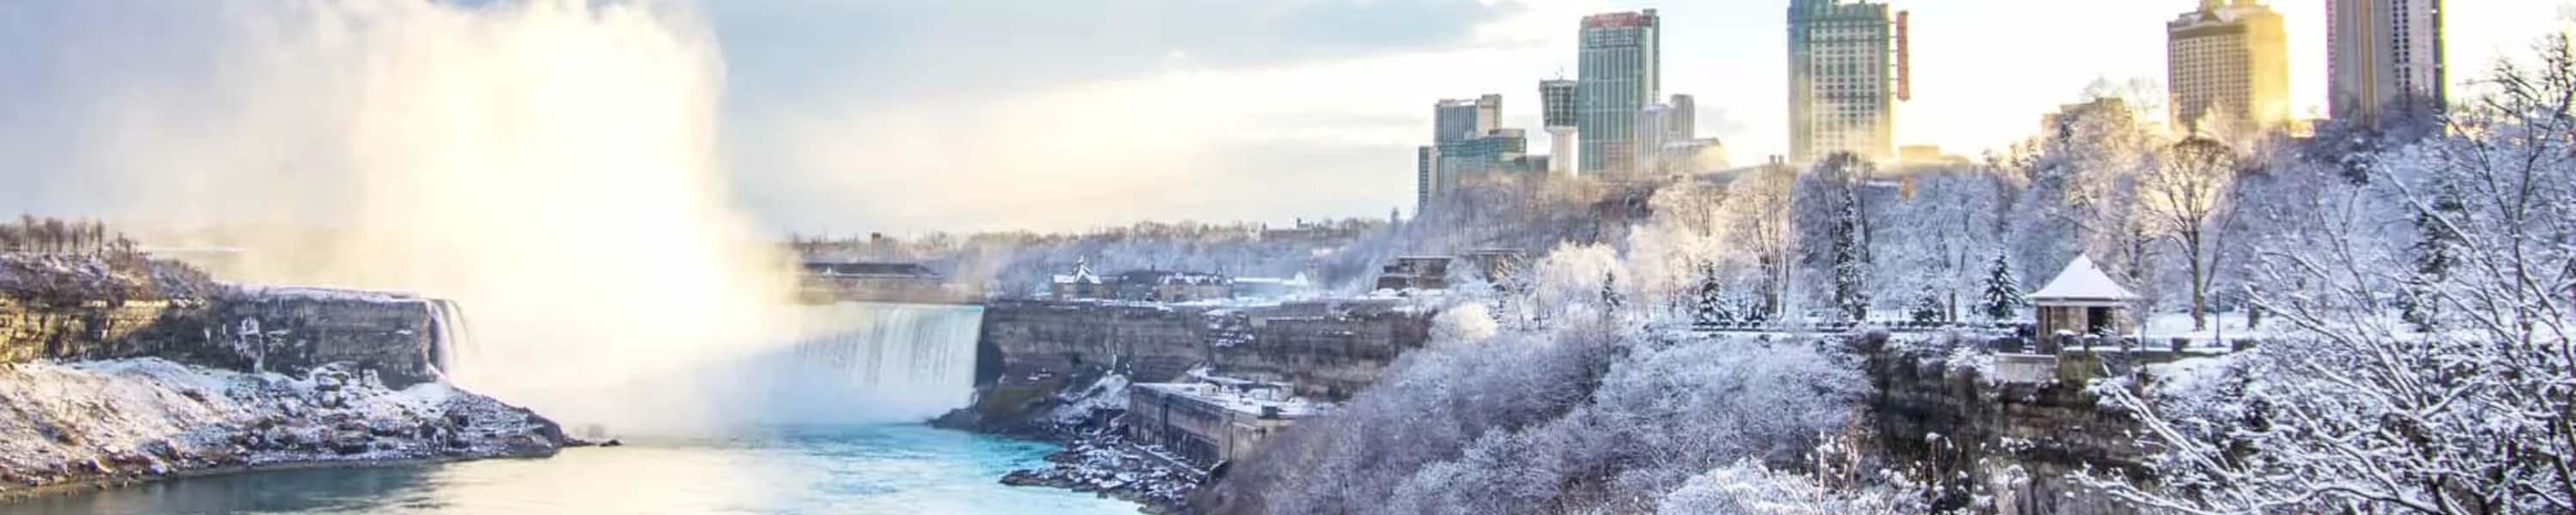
[2029,255,2141,339]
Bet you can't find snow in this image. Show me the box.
[228,284,425,304]
[1048,373,1130,425]
[2027,255,2138,303]
[0,358,561,493]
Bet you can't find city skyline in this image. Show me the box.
[2,0,2565,235]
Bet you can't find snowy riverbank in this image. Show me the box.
[0,358,568,500]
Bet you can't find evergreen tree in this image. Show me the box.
[2401,181,2462,331]
[1978,251,2025,320]
[1692,262,1734,324]
[1599,270,1625,316]
[1908,284,1946,324]
[1829,199,1871,321]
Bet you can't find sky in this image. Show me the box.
[703,0,2568,235]
[0,0,2567,236]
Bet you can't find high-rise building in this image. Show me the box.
[2329,0,2445,128]
[1434,94,1502,143]
[1540,79,1580,179]
[1788,0,1899,165]
[1437,129,1530,183]
[1416,145,1438,213]
[1577,9,1661,178]
[1420,95,1525,211]
[1637,101,1676,173]
[2167,0,2290,136]
[1665,94,1696,142]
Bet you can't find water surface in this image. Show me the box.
[2,425,1136,515]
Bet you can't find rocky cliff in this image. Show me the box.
[1862,336,2148,515]
[1,255,448,388]
[939,299,1429,438]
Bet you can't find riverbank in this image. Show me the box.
[0,358,568,502]
[936,369,1205,514]
[999,432,1202,514]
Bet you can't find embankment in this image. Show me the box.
[937,299,1431,439]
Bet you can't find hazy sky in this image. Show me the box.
[1,0,2567,236]
[707,0,2568,234]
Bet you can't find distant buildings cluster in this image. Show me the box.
[1048,258,1313,303]
[1413,0,2449,212]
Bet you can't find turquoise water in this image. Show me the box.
[0,425,1139,515]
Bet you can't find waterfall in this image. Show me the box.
[427,299,481,385]
[423,299,984,428]
[783,302,987,421]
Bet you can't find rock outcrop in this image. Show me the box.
[2,255,450,389]
[0,359,566,500]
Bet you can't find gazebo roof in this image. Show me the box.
[2029,255,2140,303]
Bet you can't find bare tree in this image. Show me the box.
[2142,137,2245,330]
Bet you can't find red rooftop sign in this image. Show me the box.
[1583,12,1649,28]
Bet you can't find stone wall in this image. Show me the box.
[975,300,1431,399]
[0,291,446,388]
[1864,336,2147,515]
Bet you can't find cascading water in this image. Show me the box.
[430,299,987,427]
[782,302,987,420]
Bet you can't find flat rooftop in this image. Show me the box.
[1135,381,1330,418]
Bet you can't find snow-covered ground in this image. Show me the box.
[0,358,563,497]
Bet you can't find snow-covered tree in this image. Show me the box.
[1722,163,1801,320]
[2141,136,2246,330]
[1656,459,1920,515]
[1693,261,1735,324]
[1831,196,1873,321]
[1797,153,1878,321]
[1906,284,1945,324]
[2090,38,2576,513]
[2398,179,2463,331]
[1977,251,2024,320]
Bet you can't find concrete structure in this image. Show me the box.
[2030,255,2141,339]
[1789,0,1899,164]
[2166,0,2290,136]
[1375,256,1454,291]
[1126,378,1325,464]
[1664,94,1697,142]
[1540,79,1580,179]
[2329,0,2445,128]
[1577,9,1661,177]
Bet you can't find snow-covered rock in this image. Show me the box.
[0,358,564,498]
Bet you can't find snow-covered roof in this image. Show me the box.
[2029,255,2140,304]
[1052,259,1102,285]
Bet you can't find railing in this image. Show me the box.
[1687,318,2022,334]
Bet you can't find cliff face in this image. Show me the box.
[1,288,447,390]
[976,300,1430,397]
[1864,338,2147,515]
[943,300,1429,439]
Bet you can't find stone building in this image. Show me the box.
[1125,377,1323,465]
[2029,255,2141,340]
[1049,259,1112,300]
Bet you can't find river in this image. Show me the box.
[0,425,1136,515]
